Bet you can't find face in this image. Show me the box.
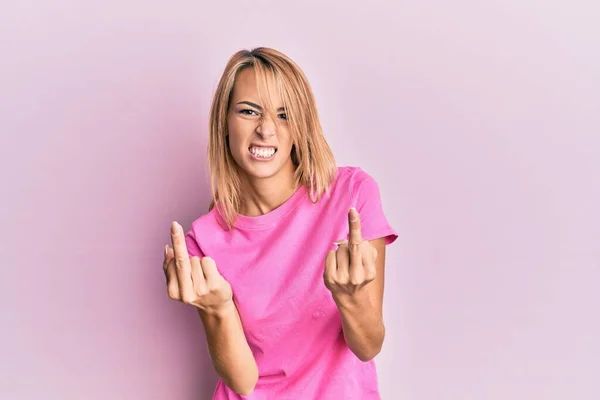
[226,67,295,183]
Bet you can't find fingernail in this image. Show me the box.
[349,207,359,222]
[164,245,168,257]
[171,221,181,236]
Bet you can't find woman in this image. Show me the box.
[163,47,397,399]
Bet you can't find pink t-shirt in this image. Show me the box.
[185,166,397,399]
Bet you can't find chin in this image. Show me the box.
[244,163,282,179]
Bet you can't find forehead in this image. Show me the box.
[230,66,282,104]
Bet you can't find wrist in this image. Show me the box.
[333,288,372,310]
[197,299,236,320]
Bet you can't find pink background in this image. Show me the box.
[1,1,599,399]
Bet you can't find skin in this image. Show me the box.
[326,209,388,362]
[163,66,388,395]
[226,67,298,217]
[164,223,257,395]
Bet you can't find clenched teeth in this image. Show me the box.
[249,146,276,158]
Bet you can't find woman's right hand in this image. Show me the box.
[163,221,234,315]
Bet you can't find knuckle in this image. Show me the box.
[167,286,179,300]
[350,278,362,286]
[199,282,212,294]
[181,292,195,304]
[366,270,376,281]
[190,257,202,269]
[203,282,214,293]
[201,256,216,268]
[207,284,222,296]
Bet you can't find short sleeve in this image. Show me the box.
[352,169,398,245]
[184,227,205,258]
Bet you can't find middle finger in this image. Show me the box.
[170,221,194,301]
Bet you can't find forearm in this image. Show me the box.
[334,289,385,362]
[198,302,258,395]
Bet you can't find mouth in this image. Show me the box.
[248,145,277,160]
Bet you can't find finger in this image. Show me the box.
[164,245,175,274]
[170,221,194,302]
[348,207,362,242]
[200,257,220,282]
[348,208,363,266]
[360,242,377,282]
[162,244,170,275]
[324,250,337,283]
[191,256,207,295]
[336,243,350,282]
[165,248,180,300]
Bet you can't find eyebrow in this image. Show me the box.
[236,101,286,112]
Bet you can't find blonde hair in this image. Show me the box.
[207,47,337,229]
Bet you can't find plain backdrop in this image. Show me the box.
[1,1,599,399]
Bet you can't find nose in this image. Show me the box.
[256,115,276,138]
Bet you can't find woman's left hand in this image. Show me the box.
[324,208,378,298]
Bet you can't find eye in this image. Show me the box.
[278,113,288,120]
[240,108,259,116]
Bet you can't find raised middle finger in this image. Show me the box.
[347,208,363,270]
[170,221,194,300]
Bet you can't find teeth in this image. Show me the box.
[250,146,276,158]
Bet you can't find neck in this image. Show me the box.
[239,165,299,217]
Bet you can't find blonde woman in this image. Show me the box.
[163,47,397,399]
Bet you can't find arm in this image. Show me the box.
[324,207,389,362]
[333,237,387,361]
[165,222,258,395]
[198,302,259,395]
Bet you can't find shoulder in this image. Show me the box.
[187,206,228,240]
[333,165,379,196]
[189,207,221,231]
[184,207,223,257]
